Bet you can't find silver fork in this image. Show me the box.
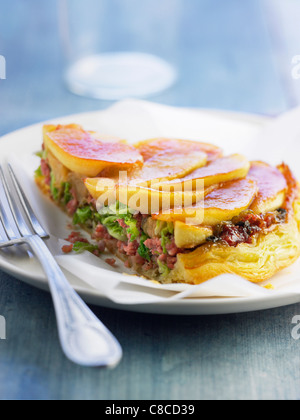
[0,164,122,368]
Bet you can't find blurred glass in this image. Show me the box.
[59,0,180,100]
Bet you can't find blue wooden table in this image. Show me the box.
[1,0,300,400]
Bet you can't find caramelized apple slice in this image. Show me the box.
[174,221,213,249]
[92,138,209,190]
[84,178,209,214]
[135,138,222,162]
[131,137,218,186]
[128,150,207,187]
[43,124,143,177]
[47,150,69,184]
[119,187,206,215]
[153,154,250,191]
[153,178,258,225]
[84,152,209,198]
[249,162,287,214]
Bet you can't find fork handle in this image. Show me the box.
[26,235,122,367]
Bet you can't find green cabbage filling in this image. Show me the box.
[73,201,141,244]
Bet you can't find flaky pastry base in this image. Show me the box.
[165,197,300,285]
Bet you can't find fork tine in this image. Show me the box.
[0,165,32,238]
[0,221,8,243]
[0,167,21,241]
[7,164,49,239]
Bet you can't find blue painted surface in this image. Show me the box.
[0,0,300,400]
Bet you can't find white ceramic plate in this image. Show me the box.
[1,103,300,315]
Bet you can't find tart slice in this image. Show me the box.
[35,124,300,285]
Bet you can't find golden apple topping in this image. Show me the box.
[42,124,290,228]
[43,124,144,177]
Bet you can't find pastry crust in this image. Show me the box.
[169,207,300,284]
[36,124,300,286]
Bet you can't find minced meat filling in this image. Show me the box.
[207,209,287,247]
[36,155,290,273]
